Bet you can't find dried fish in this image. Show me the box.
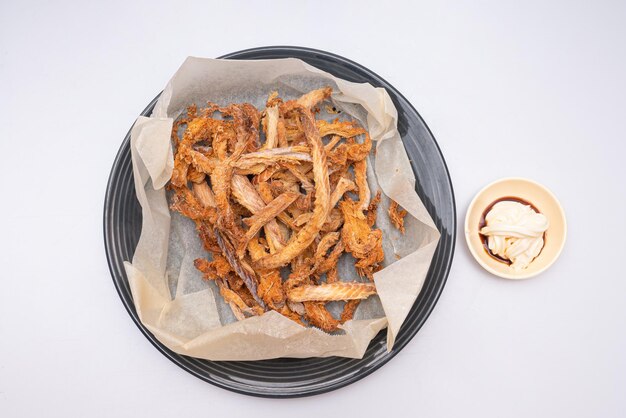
[169,90,402,331]
[389,200,408,234]
[287,282,376,302]
[255,105,331,270]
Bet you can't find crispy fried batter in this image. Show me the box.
[389,200,408,234]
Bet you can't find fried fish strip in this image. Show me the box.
[346,133,372,162]
[283,163,314,193]
[210,139,249,246]
[193,255,231,280]
[226,103,261,152]
[256,181,297,232]
[303,302,339,332]
[187,165,206,184]
[256,269,285,310]
[192,171,265,308]
[314,232,341,262]
[195,220,220,253]
[171,115,230,187]
[217,279,263,318]
[263,104,279,149]
[255,106,331,269]
[187,149,219,175]
[316,240,345,275]
[247,238,286,310]
[316,120,366,138]
[278,305,304,325]
[170,186,216,222]
[353,159,370,211]
[214,228,265,309]
[233,147,311,171]
[330,177,356,208]
[192,181,216,208]
[340,300,361,323]
[321,208,344,232]
[324,135,342,152]
[389,200,408,234]
[340,199,384,277]
[231,174,287,251]
[296,87,332,109]
[288,282,376,302]
[279,163,353,229]
[238,191,300,256]
[366,190,382,227]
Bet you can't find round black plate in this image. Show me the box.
[104,46,456,398]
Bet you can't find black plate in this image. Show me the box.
[104,46,456,398]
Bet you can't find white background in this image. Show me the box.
[1,1,625,417]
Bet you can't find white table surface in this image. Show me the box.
[2,1,625,417]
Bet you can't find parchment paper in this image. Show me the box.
[123,57,440,360]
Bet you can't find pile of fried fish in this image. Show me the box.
[169,87,407,332]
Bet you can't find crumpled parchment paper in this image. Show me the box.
[123,56,440,360]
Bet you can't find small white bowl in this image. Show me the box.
[465,177,567,280]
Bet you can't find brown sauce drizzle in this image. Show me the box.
[479,197,545,265]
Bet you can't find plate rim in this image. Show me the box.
[103,45,456,398]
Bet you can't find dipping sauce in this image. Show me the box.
[479,197,549,270]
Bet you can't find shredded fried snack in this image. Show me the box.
[287,282,376,302]
[254,104,331,270]
[340,300,361,323]
[389,200,408,234]
[303,302,340,332]
[169,87,407,332]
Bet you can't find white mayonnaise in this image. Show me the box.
[480,200,549,270]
